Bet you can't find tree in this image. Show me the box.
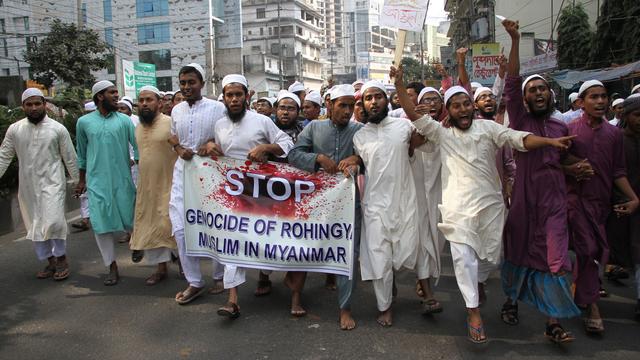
[619,0,640,64]
[588,0,628,68]
[557,3,593,70]
[23,19,110,89]
[400,57,438,84]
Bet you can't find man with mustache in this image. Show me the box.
[393,63,576,344]
[129,85,178,285]
[0,88,78,281]
[500,18,585,344]
[199,74,293,319]
[565,80,639,334]
[274,90,304,144]
[168,63,227,304]
[75,80,138,286]
[288,84,362,329]
[254,97,275,119]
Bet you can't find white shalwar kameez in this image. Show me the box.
[169,98,226,288]
[0,116,79,259]
[214,110,294,289]
[412,116,530,308]
[353,116,419,311]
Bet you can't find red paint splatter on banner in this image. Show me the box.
[207,160,340,219]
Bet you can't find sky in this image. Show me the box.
[425,0,449,25]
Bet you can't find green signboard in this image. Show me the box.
[122,59,157,100]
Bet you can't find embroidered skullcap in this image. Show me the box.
[329,84,356,101]
[276,90,301,107]
[138,85,162,97]
[91,80,115,97]
[21,88,44,103]
[444,86,470,106]
[360,80,388,97]
[222,74,248,89]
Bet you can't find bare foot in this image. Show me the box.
[376,308,393,327]
[339,309,356,330]
[325,274,337,290]
[209,280,225,294]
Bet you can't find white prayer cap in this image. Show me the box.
[117,100,132,111]
[473,86,494,102]
[360,80,388,97]
[568,92,579,103]
[417,87,441,103]
[139,85,162,97]
[578,80,605,98]
[258,96,275,106]
[91,80,115,97]
[222,74,248,89]
[165,91,175,96]
[305,91,323,105]
[521,74,547,93]
[470,81,483,89]
[632,84,640,94]
[276,90,301,107]
[159,91,166,97]
[352,80,364,87]
[324,87,334,99]
[611,98,624,107]
[444,85,470,106]
[84,101,96,111]
[288,81,305,94]
[184,63,206,81]
[21,88,44,103]
[329,84,356,100]
[217,94,224,101]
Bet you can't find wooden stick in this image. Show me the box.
[393,30,407,67]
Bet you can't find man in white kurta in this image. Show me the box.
[0,88,78,280]
[204,74,293,319]
[353,81,419,327]
[169,63,227,304]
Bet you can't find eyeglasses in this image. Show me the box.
[421,97,442,104]
[277,105,298,112]
[477,94,497,101]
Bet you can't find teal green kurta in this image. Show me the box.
[76,110,138,234]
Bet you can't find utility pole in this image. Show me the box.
[551,0,554,43]
[420,30,424,82]
[277,0,284,89]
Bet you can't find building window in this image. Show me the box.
[0,19,5,33]
[156,76,173,91]
[260,28,263,35]
[2,68,9,76]
[297,27,303,36]
[268,27,272,36]
[81,3,87,25]
[138,49,171,70]
[104,28,113,46]
[106,53,115,74]
[14,16,29,31]
[1,38,7,57]
[104,0,112,22]
[22,0,28,4]
[136,0,169,18]
[251,45,261,52]
[256,8,265,19]
[137,22,170,44]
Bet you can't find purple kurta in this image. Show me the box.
[566,113,626,304]
[503,75,571,273]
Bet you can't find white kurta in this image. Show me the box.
[413,117,530,264]
[354,117,419,281]
[214,111,294,159]
[169,98,226,234]
[0,116,78,241]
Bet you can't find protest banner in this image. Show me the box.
[183,157,356,278]
[379,0,430,66]
[471,43,501,85]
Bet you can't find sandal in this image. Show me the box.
[53,262,70,281]
[599,287,609,298]
[290,307,307,317]
[500,302,519,326]
[71,220,90,232]
[103,269,119,286]
[208,280,225,295]
[583,317,604,334]
[217,302,241,319]
[131,250,144,263]
[605,265,629,280]
[545,323,575,343]
[254,280,272,296]
[145,272,167,286]
[422,298,443,314]
[175,286,205,305]
[36,264,56,279]
[467,318,488,344]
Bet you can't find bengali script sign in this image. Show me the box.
[379,0,429,32]
[520,50,558,76]
[183,157,356,278]
[471,43,501,85]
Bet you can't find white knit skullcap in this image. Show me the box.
[578,80,605,98]
[276,90,301,107]
[631,84,640,94]
[473,87,494,102]
[444,86,470,106]
[138,85,162,97]
[21,88,44,103]
[360,80,388,97]
[352,80,365,87]
[329,84,356,100]
[288,81,305,93]
[91,80,115,97]
[185,63,206,81]
[568,92,579,103]
[521,74,547,93]
[117,100,132,111]
[258,97,275,106]
[611,98,624,107]
[305,91,323,105]
[417,87,441,104]
[84,101,96,111]
[470,81,483,89]
[222,74,248,89]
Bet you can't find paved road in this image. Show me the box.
[1,212,639,360]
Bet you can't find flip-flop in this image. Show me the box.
[53,263,70,281]
[131,250,144,263]
[584,317,604,334]
[467,318,488,344]
[500,302,519,325]
[422,298,443,314]
[217,302,241,319]
[175,286,205,305]
[145,272,167,286]
[103,270,119,286]
[544,323,575,344]
[36,264,56,279]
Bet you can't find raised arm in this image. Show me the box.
[456,47,470,88]
[503,19,520,77]
[390,65,421,121]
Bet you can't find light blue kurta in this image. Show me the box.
[76,110,138,234]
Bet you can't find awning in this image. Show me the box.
[550,59,640,89]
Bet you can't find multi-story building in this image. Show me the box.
[241,0,324,96]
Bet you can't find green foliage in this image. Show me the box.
[557,4,593,70]
[400,57,439,84]
[619,0,640,64]
[23,19,111,88]
[588,0,640,68]
[0,106,25,196]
